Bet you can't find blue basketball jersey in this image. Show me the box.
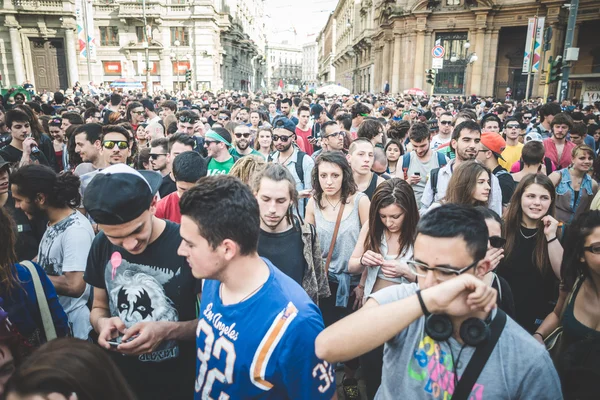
[195,258,336,399]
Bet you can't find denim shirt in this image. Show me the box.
[555,168,594,224]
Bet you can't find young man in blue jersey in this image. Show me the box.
[178,175,337,399]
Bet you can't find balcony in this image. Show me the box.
[9,0,69,13]
[118,0,161,18]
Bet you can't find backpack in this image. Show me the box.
[269,151,307,187]
[430,167,441,198]
[402,151,447,180]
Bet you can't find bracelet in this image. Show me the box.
[357,284,365,290]
[533,332,544,340]
[415,289,431,316]
[547,236,558,244]
[359,254,365,266]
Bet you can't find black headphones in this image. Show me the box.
[417,289,491,346]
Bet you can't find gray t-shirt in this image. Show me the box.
[400,152,442,205]
[370,283,562,400]
[37,211,94,339]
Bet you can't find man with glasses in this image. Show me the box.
[431,112,453,150]
[217,110,231,124]
[521,111,533,132]
[312,121,345,159]
[205,127,237,175]
[127,102,146,129]
[149,138,170,178]
[499,117,524,170]
[270,117,313,217]
[157,133,196,198]
[230,124,262,158]
[315,204,561,400]
[175,110,207,157]
[207,101,220,127]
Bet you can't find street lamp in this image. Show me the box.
[171,39,181,91]
[450,40,477,64]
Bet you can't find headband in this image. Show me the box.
[205,130,231,147]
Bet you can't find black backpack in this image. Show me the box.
[268,151,307,187]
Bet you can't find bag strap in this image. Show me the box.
[452,309,507,400]
[20,261,57,341]
[402,153,411,180]
[559,275,583,321]
[324,203,345,276]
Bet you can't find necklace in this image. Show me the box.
[219,282,265,304]
[520,227,538,239]
[324,195,342,210]
[278,152,293,166]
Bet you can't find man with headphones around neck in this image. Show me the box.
[316,204,561,399]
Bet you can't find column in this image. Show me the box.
[391,35,401,93]
[373,46,382,91]
[64,26,80,87]
[485,29,500,96]
[469,28,485,96]
[413,30,425,88]
[8,27,25,86]
[381,40,390,91]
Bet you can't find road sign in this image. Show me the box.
[432,46,445,58]
[432,58,444,69]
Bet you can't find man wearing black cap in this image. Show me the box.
[84,164,197,400]
[271,117,314,217]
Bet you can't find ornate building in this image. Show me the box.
[266,41,303,91]
[317,0,600,99]
[302,41,318,88]
[316,13,336,85]
[0,0,266,92]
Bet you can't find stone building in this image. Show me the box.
[266,41,303,91]
[302,41,318,88]
[316,13,336,85]
[0,0,266,93]
[317,0,600,99]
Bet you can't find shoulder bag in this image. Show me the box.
[20,261,57,341]
[324,203,345,277]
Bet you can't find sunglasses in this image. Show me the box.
[204,140,218,146]
[439,121,452,126]
[523,116,532,120]
[210,107,219,110]
[179,116,198,123]
[150,153,167,160]
[490,236,506,249]
[506,124,520,129]
[103,140,129,150]
[234,133,251,139]
[218,116,229,121]
[273,134,292,142]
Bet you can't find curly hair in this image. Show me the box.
[10,165,81,209]
[387,120,411,141]
[312,151,357,210]
[229,155,267,186]
[0,207,19,293]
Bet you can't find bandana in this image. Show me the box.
[205,130,231,147]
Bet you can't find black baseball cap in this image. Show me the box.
[83,164,162,225]
[0,155,9,171]
[311,104,324,117]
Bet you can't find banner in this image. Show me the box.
[522,17,536,74]
[531,17,545,73]
[76,0,96,60]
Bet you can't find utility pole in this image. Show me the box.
[524,16,538,101]
[142,0,152,95]
[559,0,579,102]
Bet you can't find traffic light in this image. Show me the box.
[549,56,563,83]
[425,69,436,85]
[185,69,192,82]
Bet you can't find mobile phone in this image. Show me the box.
[307,136,313,139]
[107,334,139,348]
[414,172,421,176]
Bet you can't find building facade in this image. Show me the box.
[316,13,336,85]
[316,0,600,100]
[302,41,318,88]
[0,0,266,93]
[266,41,303,91]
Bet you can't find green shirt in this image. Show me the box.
[207,156,235,175]
[229,147,263,158]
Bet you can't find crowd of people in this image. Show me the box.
[0,86,599,399]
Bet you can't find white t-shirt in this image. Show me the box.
[431,134,451,150]
[37,211,94,339]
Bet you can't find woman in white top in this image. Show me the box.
[347,178,418,399]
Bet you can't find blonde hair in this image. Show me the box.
[229,155,267,185]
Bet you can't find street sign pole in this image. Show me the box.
[559,0,579,102]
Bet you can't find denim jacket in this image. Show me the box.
[555,168,594,224]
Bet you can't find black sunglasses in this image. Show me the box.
[150,153,167,160]
[218,116,229,120]
[234,133,251,139]
[439,121,452,126]
[506,124,520,129]
[179,116,198,124]
[273,134,292,142]
[102,140,129,150]
[210,107,219,110]
[490,236,506,249]
[204,140,218,146]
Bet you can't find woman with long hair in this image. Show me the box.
[5,338,137,400]
[305,151,369,397]
[13,104,56,170]
[498,174,563,333]
[254,127,274,159]
[384,139,404,177]
[347,178,417,399]
[549,144,598,225]
[535,211,600,398]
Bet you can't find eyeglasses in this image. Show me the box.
[439,121,452,126]
[506,124,520,129]
[204,140,218,146]
[102,140,129,150]
[407,259,479,282]
[489,236,506,249]
[273,134,292,142]
[234,133,251,139]
[131,110,145,115]
[149,153,167,160]
[583,244,600,254]
[324,131,345,139]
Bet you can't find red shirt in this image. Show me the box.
[155,191,182,224]
[295,126,313,155]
